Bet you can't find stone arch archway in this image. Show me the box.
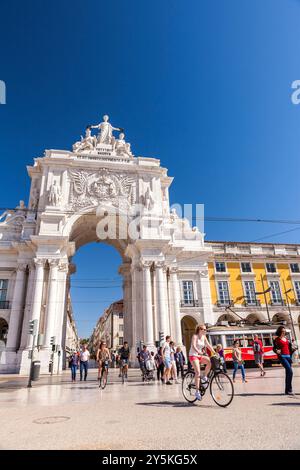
[217,313,237,324]
[181,315,197,355]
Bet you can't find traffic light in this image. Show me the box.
[50,336,56,351]
[159,331,164,344]
[28,319,38,336]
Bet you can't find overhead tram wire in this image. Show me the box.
[1,206,300,226]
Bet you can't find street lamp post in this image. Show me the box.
[283,279,297,341]
[255,275,271,323]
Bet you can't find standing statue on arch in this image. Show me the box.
[91,115,123,145]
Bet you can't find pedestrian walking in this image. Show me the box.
[162,336,172,385]
[170,341,180,383]
[174,346,185,379]
[232,340,247,383]
[216,344,227,373]
[154,347,165,382]
[273,326,294,395]
[69,350,79,382]
[79,343,90,381]
[253,334,265,376]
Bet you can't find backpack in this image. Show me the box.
[253,341,261,353]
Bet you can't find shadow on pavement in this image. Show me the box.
[234,393,300,397]
[135,400,214,409]
[270,402,300,407]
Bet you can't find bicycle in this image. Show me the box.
[99,360,109,389]
[120,359,128,383]
[182,355,234,407]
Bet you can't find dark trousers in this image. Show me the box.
[176,363,184,379]
[280,355,293,393]
[71,364,77,381]
[157,363,164,381]
[80,361,88,381]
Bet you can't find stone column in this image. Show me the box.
[155,261,168,339]
[6,263,27,351]
[19,262,35,349]
[142,261,154,347]
[169,267,183,345]
[26,258,45,348]
[44,259,59,348]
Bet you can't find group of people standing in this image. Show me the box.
[68,343,90,383]
[137,338,186,383]
[69,324,297,398]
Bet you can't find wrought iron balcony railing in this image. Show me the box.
[216,299,234,307]
[243,299,261,307]
[180,300,200,308]
[270,299,286,306]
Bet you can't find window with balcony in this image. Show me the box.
[244,281,257,305]
[182,281,196,306]
[290,263,300,273]
[269,280,283,305]
[0,280,8,309]
[241,262,252,273]
[215,262,226,273]
[294,281,300,303]
[217,281,230,305]
[266,263,276,273]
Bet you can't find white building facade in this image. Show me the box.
[0,115,214,374]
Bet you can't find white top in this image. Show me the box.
[189,335,206,357]
[163,342,171,358]
[80,350,90,362]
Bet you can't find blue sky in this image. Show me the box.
[1,0,300,336]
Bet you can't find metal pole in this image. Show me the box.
[27,334,36,388]
[283,279,297,340]
[261,274,270,322]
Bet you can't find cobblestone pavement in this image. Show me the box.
[0,367,299,450]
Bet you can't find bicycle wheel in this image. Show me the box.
[101,369,108,389]
[182,371,197,403]
[210,372,234,407]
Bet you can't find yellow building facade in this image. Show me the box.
[207,241,300,341]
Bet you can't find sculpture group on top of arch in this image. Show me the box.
[72,115,133,158]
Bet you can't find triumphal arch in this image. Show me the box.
[0,116,213,374]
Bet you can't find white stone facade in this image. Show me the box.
[0,116,214,374]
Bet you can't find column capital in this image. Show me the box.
[58,261,69,273]
[16,263,28,273]
[154,261,167,271]
[33,258,46,267]
[169,266,178,275]
[140,260,153,270]
[48,258,60,269]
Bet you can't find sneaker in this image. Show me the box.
[243,380,248,383]
[286,391,295,396]
[166,381,172,385]
[195,390,202,401]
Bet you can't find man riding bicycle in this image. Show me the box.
[96,341,111,381]
[118,341,130,379]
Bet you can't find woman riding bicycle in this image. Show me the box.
[189,324,215,401]
[96,341,111,381]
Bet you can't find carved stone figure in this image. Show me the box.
[140,187,154,211]
[114,132,132,157]
[91,115,122,144]
[49,181,62,206]
[30,187,40,210]
[72,126,97,153]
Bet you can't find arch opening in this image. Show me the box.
[181,315,197,355]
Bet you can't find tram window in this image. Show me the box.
[209,335,222,347]
[262,334,272,346]
[226,335,234,347]
[243,336,253,347]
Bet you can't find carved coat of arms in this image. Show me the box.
[69,169,136,210]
